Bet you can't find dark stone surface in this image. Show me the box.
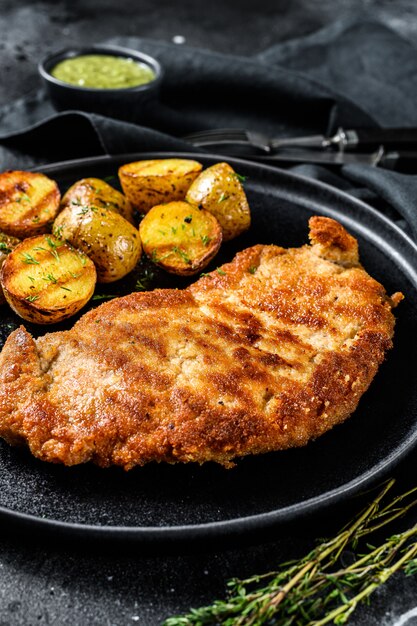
[2,0,417,109]
[1,2,417,625]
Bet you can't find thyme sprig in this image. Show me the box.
[164,479,417,626]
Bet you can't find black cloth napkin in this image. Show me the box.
[1,17,417,238]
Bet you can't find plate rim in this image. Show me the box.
[1,150,415,542]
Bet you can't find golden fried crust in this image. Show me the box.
[0,217,402,469]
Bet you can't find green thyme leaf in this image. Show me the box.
[164,479,417,626]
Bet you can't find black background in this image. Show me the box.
[1,2,417,625]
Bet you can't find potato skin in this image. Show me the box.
[61,177,134,224]
[0,234,96,324]
[0,170,61,238]
[119,158,203,214]
[53,204,142,283]
[139,201,222,275]
[0,233,21,305]
[186,162,251,241]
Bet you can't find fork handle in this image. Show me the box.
[269,134,326,149]
[341,127,417,150]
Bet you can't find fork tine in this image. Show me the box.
[184,128,273,152]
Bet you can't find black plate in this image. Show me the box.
[1,152,417,544]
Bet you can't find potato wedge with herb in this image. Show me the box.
[0,232,21,305]
[139,201,222,275]
[0,170,61,239]
[186,162,250,241]
[61,177,134,224]
[53,204,142,283]
[119,158,203,214]
[0,234,96,324]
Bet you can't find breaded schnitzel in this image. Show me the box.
[0,217,402,469]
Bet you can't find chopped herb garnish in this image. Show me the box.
[15,193,31,204]
[216,268,226,275]
[54,225,64,240]
[218,192,230,203]
[26,295,39,302]
[103,175,117,184]
[135,279,147,291]
[233,172,247,183]
[172,246,191,263]
[201,235,211,247]
[46,237,60,261]
[0,242,11,253]
[21,252,39,265]
[92,294,118,301]
[134,263,158,292]
[171,227,178,235]
[32,216,41,223]
[78,204,98,215]
[60,285,72,292]
[248,265,257,274]
[28,276,35,283]
[43,273,58,284]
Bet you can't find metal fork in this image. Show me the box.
[184,128,327,153]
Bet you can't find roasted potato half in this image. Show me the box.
[0,232,21,304]
[61,177,134,224]
[0,234,96,324]
[139,201,222,275]
[119,158,203,214]
[0,170,61,239]
[186,162,251,241]
[53,204,142,283]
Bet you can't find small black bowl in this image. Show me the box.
[38,44,163,123]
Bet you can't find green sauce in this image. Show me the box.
[51,54,156,89]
